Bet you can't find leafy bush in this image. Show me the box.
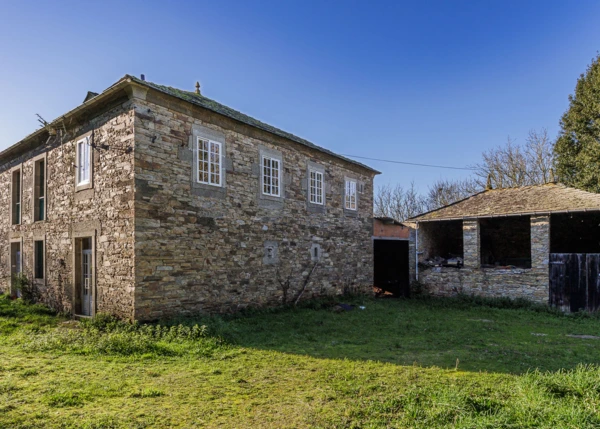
[13,273,35,303]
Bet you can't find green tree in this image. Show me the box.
[554,55,600,192]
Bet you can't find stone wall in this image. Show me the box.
[131,90,376,320]
[418,266,548,303]
[0,100,136,318]
[413,215,550,303]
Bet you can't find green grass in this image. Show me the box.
[2,294,600,428]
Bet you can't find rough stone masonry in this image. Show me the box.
[0,76,378,321]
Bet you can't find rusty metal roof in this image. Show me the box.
[409,183,600,222]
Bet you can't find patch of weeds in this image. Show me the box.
[464,396,504,415]
[0,380,20,394]
[43,390,87,407]
[22,314,227,358]
[130,388,165,398]
[20,368,39,378]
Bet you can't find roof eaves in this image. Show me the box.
[0,76,133,164]
[413,207,600,223]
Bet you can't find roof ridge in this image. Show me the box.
[128,76,380,174]
[411,183,600,222]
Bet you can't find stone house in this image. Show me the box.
[408,183,600,310]
[0,75,379,320]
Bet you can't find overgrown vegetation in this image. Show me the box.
[3,294,600,427]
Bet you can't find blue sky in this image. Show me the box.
[1,0,599,192]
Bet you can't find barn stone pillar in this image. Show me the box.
[463,219,480,268]
[531,215,550,270]
[409,227,416,281]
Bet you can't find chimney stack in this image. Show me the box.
[486,174,493,190]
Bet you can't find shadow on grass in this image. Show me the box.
[4,293,600,375]
[187,295,600,375]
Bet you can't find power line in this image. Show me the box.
[340,154,477,171]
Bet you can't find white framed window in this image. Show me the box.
[197,137,222,187]
[345,179,357,210]
[77,137,91,185]
[309,170,324,205]
[262,156,281,197]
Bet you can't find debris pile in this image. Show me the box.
[422,254,463,268]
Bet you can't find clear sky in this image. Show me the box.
[1,0,599,192]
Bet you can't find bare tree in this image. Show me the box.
[524,129,554,185]
[374,182,428,221]
[374,129,555,218]
[472,129,554,188]
[425,177,481,211]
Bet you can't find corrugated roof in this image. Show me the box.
[409,183,600,221]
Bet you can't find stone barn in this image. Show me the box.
[0,75,379,320]
[408,183,600,311]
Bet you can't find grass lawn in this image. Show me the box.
[2,295,600,428]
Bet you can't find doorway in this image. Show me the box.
[74,237,94,316]
[10,242,22,297]
[373,239,410,297]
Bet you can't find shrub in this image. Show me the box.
[13,273,36,303]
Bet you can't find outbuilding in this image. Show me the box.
[408,183,600,311]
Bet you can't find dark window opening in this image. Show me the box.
[480,216,531,268]
[551,212,600,253]
[34,240,44,279]
[11,170,21,225]
[419,220,463,266]
[34,159,45,221]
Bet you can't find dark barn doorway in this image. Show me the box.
[374,239,410,297]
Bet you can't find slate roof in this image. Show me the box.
[409,183,600,222]
[127,76,379,174]
[0,75,379,174]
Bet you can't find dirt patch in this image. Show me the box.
[566,334,600,340]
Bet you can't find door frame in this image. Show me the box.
[72,232,96,318]
[9,237,23,296]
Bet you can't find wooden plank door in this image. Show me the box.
[587,254,600,312]
[549,253,569,311]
